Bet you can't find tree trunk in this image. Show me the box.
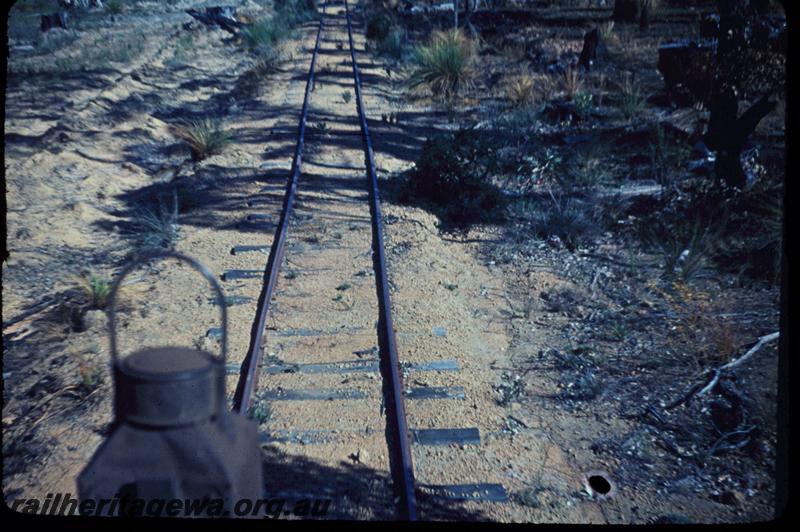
[613,0,640,22]
[703,0,775,188]
[579,28,609,69]
[639,0,651,29]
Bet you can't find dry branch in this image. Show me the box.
[666,331,779,409]
[697,331,780,396]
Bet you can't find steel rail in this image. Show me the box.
[343,0,419,520]
[232,3,327,414]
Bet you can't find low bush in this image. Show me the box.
[640,197,727,281]
[648,124,690,186]
[557,142,610,192]
[376,28,406,60]
[241,0,316,58]
[409,129,505,225]
[512,193,601,249]
[366,13,393,41]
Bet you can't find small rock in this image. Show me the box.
[718,490,746,507]
[198,335,219,354]
[82,310,107,332]
[351,448,369,464]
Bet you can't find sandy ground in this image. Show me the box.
[3,0,779,523]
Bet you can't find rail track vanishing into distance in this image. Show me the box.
[226,1,507,519]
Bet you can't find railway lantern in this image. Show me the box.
[77,252,262,517]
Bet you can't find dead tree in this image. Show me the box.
[704,92,775,188]
[578,28,609,70]
[703,0,777,188]
[41,12,69,32]
[612,0,654,28]
[612,0,639,22]
[639,0,652,29]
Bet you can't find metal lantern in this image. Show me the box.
[77,252,262,518]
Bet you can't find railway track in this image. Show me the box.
[225,1,507,519]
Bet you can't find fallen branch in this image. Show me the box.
[666,331,780,409]
[697,332,780,397]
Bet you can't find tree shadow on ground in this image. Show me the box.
[260,445,491,521]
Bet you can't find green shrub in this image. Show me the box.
[107,0,123,14]
[376,28,406,59]
[74,274,112,310]
[573,91,594,121]
[248,398,272,425]
[409,129,505,224]
[557,143,610,192]
[408,30,477,101]
[241,0,316,68]
[76,355,105,396]
[366,13,393,41]
[618,76,645,121]
[241,18,287,51]
[641,207,726,281]
[275,0,318,26]
[513,194,601,249]
[712,182,783,283]
[648,124,690,186]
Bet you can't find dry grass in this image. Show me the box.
[505,74,537,108]
[661,282,742,370]
[562,66,583,100]
[598,20,615,41]
[72,272,144,311]
[170,119,231,160]
[70,348,105,396]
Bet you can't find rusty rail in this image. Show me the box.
[232,4,327,414]
[232,0,418,519]
[343,0,418,520]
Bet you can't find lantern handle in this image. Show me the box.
[107,251,228,366]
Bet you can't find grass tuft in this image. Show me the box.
[562,66,583,100]
[134,195,180,250]
[248,397,273,425]
[618,74,645,121]
[513,193,601,250]
[408,30,477,102]
[73,274,112,310]
[642,209,727,281]
[505,74,538,109]
[171,119,231,160]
